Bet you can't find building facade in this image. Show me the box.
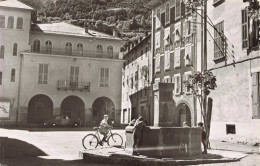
[121,35,152,125]
[147,0,199,127]
[0,0,124,126]
[200,0,260,142]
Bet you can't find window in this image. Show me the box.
[65,42,72,55]
[184,18,192,37]
[70,66,79,87]
[145,46,148,57]
[174,75,181,95]
[13,43,17,56]
[164,76,171,83]
[184,72,192,94]
[0,15,5,28]
[38,64,48,84]
[0,72,2,85]
[214,21,225,60]
[185,44,192,66]
[174,48,180,68]
[252,72,260,119]
[176,0,181,19]
[156,8,161,29]
[11,69,15,82]
[135,71,138,81]
[33,40,40,52]
[155,55,161,73]
[45,40,52,53]
[164,27,170,46]
[165,3,170,24]
[226,124,236,134]
[100,68,109,87]
[242,9,248,49]
[16,17,23,29]
[155,31,161,49]
[107,46,113,57]
[164,51,170,70]
[77,43,83,56]
[97,45,103,57]
[0,45,5,58]
[7,16,14,28]
[175,22,181,42]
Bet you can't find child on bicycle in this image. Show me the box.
[99,114,111,144]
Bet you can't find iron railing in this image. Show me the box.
[57,80,90,91]
[29,47,120,59]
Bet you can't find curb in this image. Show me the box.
[80,151,241,166]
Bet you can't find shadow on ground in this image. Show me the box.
[0,137,124,166]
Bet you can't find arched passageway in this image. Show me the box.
[60,96,85,122]
[27,94,53,124]
[92,97,115,124]
[176,103,191,127]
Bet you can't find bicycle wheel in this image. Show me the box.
[107,133,123,147]
[82,134,99,149]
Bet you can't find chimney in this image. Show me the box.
[84,20,88,33]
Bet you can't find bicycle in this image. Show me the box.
[82,126,123,149]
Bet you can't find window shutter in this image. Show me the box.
[252,73,259,118]
[161,12,165,27]
[181,2,186,18]
[170,7,175,24]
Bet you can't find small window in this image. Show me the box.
[11,68,15,82]
[165,3,170,24]
[77,43,83,56]
[214,21,225,60]
[17,17,23,29]
[226,124,236,134]
[0,45,5,58]
[97,45,103,56]
[65,42,72,55]
[33,40,40,52]
[0,15,5,28]
[242,9,248,49]
[176,0,181,19]
[45,40,52,53]
[107,46,113,57]
[0,72,2,85]
[7,16,14,28]
[13,43,17,56]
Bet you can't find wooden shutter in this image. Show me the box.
[43,64,48,84]
[181,2,186,18]
[38,64,43,84]
[170,6,175,24]
[161,12,165,27]
[252,73,259,118]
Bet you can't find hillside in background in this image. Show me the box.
[20,0,152,52]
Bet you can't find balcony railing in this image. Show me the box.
[57,80,90,91]
[29,47,120,59]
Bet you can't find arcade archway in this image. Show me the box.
[92,97,115,124]
[176,103,191,127]
[27,94,53,124]
[60,96,85,121]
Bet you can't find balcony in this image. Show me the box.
[57,80,90,91]
[29,47,120,59]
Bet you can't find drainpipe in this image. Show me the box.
[16,53,24,126]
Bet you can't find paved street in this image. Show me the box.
[0,127,259,166]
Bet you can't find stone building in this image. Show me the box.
[200,0,260,142]
[121,35,153,125]
[0,0,124,126]
[147,0,200,127]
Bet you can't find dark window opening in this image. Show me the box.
[226,124,236,134]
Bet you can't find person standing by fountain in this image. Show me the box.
[133,116,146,156]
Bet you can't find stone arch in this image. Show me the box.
[27,94,53,124]
[176,101,192,127]
[92,97,115,124]
[60,95,85,122]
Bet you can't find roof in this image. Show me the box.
[0,0,34,11]
[31,22,122,40]
[145,0,166,8]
